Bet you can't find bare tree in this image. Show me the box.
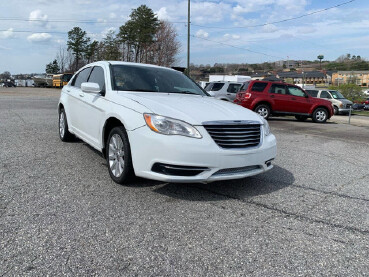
[56,46,68,73]
[148,21,180,67]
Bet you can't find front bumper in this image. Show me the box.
[127,125,277,183]
[338,108,351,114]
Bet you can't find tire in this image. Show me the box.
[59,108,74,141]
[254,104,270,119]
[312,108,328,123]
[295,115,308,121]
[333,106,339,115]
[106,126,133,184]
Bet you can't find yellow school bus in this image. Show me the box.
[53,73,73,88]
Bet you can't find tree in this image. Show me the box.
[67,27,90,71]
[329,84,364,102]
[85,40,99,63]
[56,46,68,73]
[118,5,159,63]
[45,59,60,74]
[148,21,180,66]
[101,31,120,60]
[0,71,11,81]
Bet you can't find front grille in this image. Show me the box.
[212,165,261,176]
[346,104,352,109]
[203,123,261,149]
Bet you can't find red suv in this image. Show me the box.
[234,80,334,123]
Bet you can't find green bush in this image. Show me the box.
[328,84,365,102]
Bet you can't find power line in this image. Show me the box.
[191,35,285,60]
[192,0,355,30]
[0,17,187,25]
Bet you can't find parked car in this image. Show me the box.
[234,80,334,123]
[204,81,243,101]
[58,61,277,184]
[352,103,365,110]
[362,97,369,105]
[315,90,352,115]
[364,104,369,110]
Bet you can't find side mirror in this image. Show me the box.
[81,82,101,93]
[305,94,309,98]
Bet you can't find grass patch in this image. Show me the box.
[352,110,369,116]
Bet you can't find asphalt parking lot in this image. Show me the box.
[1,87,368,276]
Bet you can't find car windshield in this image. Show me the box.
[111,64,208,96]
[329,90,345,99]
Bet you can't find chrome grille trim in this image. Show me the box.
[203,121,261,149]
[212,165,261,176]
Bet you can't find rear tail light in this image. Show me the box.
[245,92,252,99]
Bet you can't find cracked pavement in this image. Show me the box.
[0,87,368,276]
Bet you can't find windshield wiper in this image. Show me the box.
[166,90,199,95]
[121,89,156,92]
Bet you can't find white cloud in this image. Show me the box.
[102,27,117,37]
[156,7,172,21]
[262,24,278,33]
[196,29,209,38]
[0,45,11,50]
[29,10,48,27]
[109,12,117,19]
[224,33,241,40]
[27,33,52,42]
[0,28,15,39]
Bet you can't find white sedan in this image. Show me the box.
[58,61,277,184]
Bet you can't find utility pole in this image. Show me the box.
[187,0,190,76]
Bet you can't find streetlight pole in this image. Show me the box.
[187,0,190,76]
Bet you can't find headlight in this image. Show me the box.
[261,117,270,136]
[144,113,202,138]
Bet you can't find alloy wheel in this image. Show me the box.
[316,110,327,122]
[108,134,125,177]
[59,112,65,138]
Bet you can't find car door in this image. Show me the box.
[268,83,293,112]
[225,83,242,101]
[77,65,108,149]
[286,85,311,114]
[66,67,92,135]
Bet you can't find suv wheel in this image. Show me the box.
[59,108,73,141]
[333,106,339,115]
[106,126,133,184]
[254,104,270,119]
[312,108,328,123]
[295,115,308,121]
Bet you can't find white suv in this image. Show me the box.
[58,61,276,184]
[204,81,243,101]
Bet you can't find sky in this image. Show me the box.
[0,0,367,74]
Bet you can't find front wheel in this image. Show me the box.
[254,104,270,119]
[106,127,133,184]
[333,106,339,115]
[312,108,328,123]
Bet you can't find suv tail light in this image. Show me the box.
[244,92,252,99]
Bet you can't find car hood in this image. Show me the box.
[122,92,262,125]
[336,98,353,105]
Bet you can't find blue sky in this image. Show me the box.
[0,0,367,74]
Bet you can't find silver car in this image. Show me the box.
[308,90,352,115]
[204,81,243,101]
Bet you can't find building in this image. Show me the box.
[332,71,369,87]
[276,71,327,85]
[275,60,298,69]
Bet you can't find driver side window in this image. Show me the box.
[288,86,306,97]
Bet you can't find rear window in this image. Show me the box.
[306,90,318,97]
[205,82,224,92]
[251,82,268,92]
[240,81,250,91]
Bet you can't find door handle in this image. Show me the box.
[291,97,296,100]
[79,93,84,97]
[270,95,275,98]
[227,93,231,95]
[66,89,70,92]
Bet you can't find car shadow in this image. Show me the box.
[153,165,294,202]
[268,117,336,124]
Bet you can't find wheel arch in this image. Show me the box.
[252,101,272,112]
[102,117,125,156]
